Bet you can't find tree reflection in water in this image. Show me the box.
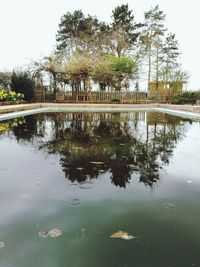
[1,111,191,188]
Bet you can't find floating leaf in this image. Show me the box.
[121,234,135,240]
[111,230,128,238]
[110,230,135,240]
[38,231,49,238]
[48,228,62,238]
[0,241,5,248]
[38,228,62,238]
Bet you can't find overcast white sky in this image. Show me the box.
[0,0,199,89]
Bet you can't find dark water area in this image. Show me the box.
[0,111,200,267]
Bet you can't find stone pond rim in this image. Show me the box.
[0,103,200,121]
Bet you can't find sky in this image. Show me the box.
[0,0,200,90]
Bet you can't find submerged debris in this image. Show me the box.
[36,180,41,186]
[164,202,175,209]
[79,181,93,189]
[38,228,62,238]
[79,185,93,189]
[81,228,86,238]
[0,168,7,172]
[70,183,78,186]
[186,180,193,184]
[110,231,135,240]
[0,241,5,248]
[70,199,80,205]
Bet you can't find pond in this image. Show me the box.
[0,111,200,267]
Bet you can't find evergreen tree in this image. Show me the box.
[111,4,143,57]
[56,10,109,55]
[161,33,180,81]
[141,5,166,91]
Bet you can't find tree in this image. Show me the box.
[56,10,85,52]
[92,56,113,90]
[43,5,188,94]
[65,52,93,96]
[0,72,12,89]
[11,71,36,101]
[141,5,166,91]
[109,56,138,90]
[110,4,143,57]
[93,56,138,91]
[163,68,189,91]
[152,35,164,89]
[56,10,107,55]
[161,33,180,81]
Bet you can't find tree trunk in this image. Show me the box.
[147,43,152,92]
[52,74,57,96]
[156,45,159,91]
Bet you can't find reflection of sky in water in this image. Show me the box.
[166,124,200,181]
[0,112,200,267]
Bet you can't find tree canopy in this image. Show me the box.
[31,4,188,93]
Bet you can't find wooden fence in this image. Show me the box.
[35,90,179,103]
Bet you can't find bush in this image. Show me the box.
[6,91,24,101]
[11,71,35,101]
[0,89,24,102]
[171,92,200,105]
[0,89,7,101]
[110,98,121,102]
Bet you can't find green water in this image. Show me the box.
[0,111,200,267]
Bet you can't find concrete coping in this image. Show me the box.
[0,104,200,122]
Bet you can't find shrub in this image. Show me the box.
[111,98,121,102]
[0,89,7,101]
[11,71,35,101]
[6,91,24,101]
[171,92,200,105]
[0,89,24,102]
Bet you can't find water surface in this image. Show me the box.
[0,111,200,267]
